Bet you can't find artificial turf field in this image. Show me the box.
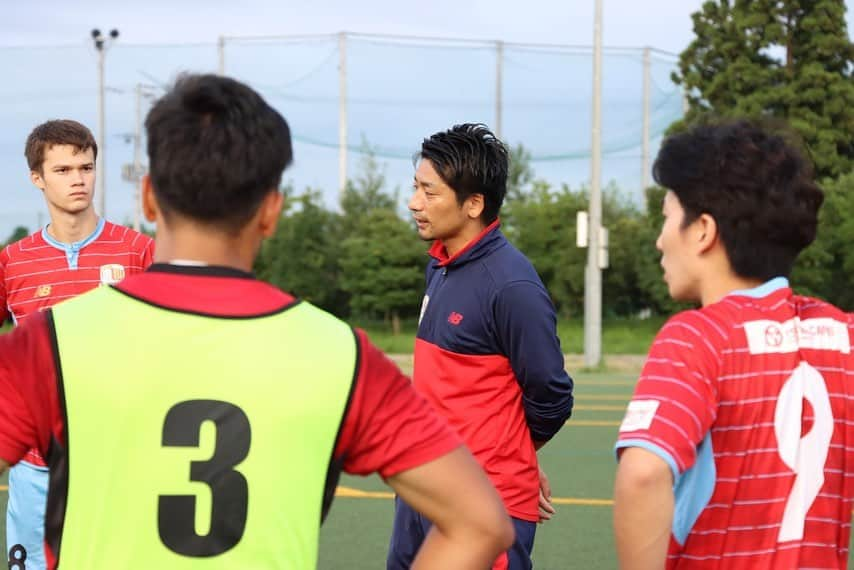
[0,368,852,568]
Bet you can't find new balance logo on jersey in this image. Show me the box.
[99,264,126,285]
[33,285,51,298]
[447,312,464,326]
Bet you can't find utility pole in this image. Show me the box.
[584,0,604,368]
[338,31,348,200]
[91,28,119,218]
[133,84,145,232]
[121,84,158,232]
[641,46,651,194]
[218,35,226,75]
[495,40,504,139]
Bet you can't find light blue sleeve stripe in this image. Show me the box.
[615,439,681,483]
[616,435,717,547]
[671,433,716,545]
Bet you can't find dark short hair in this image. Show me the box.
[653,120,824,281]
[25,120,97,172]
[417,123,508,224]
[145,74,293,233]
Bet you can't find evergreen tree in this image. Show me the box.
[674,0,854,178]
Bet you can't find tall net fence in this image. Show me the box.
[0,33,682,238]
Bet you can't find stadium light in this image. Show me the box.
[91,28,120,218]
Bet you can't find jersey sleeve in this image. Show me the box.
[335,329,462,478]
[493,280,574,442]
[0,248,9,325]
[0,311,63,465]
[615,310,720,478]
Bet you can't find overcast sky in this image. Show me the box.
[1,1,852,236]
[5,0,849,53]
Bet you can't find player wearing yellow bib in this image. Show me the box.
[0,74,514,569]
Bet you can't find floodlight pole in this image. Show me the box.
[91,28,119,218]
[583,0,603,368]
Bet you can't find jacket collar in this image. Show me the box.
[428,219,503,268]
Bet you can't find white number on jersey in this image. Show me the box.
[773,361,834,543]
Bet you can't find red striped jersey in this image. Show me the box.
[616,278,854,569]
[0,218,153,466]
[0,219,153,327]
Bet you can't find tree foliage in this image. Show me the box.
[673,0,854,178]
[3,226,29,247]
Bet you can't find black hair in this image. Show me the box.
[145,74,293,233]
[417,123,508,224]
[653,119,824,281]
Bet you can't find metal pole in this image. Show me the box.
[97,46,106,217]
[641,47,651,193]
[338,31,348,198]
[218,35,225,75]
[133,84,142,232]
[584,0,604,368]
[495,40,504,139]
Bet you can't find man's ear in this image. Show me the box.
[258,191,284,238]
[694,213,719,255]
[141,175,159,223]
[30,170,45,191]
[466,193,485,220]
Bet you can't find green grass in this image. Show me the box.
[319,369,633,568]
[3,316,661,354]
[359,317,664,355]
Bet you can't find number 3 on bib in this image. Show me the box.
[773,362,834,543]
[158,400,252,557]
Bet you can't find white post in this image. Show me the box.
[96,46,106,217]
[584,0,604,368]
[218,35,225,75]
[133,84,142,232]
[641,46,651,193]
[91,29,118,217]
[338,31,348,198]
[495,40,504,139]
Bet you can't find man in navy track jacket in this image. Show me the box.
[387,123,575,570]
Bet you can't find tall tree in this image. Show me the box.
[340,146,399,235]
[339,209,425,334]
[673,0,854,178]
[255,189,349,316]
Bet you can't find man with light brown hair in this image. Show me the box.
[1,119,153,569]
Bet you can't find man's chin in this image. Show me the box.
[61,204,93,215]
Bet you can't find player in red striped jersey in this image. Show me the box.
[0,120,153,569]
[613,121,853,569]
